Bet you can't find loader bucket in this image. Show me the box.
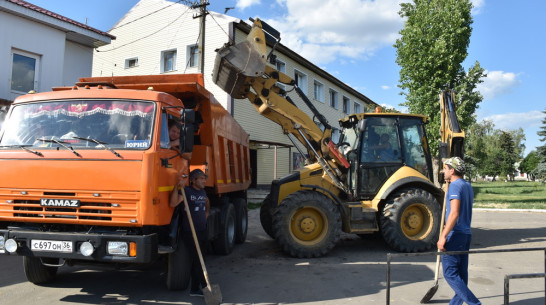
[213,40,266,99]
[213,18,272,99]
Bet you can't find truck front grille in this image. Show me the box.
[0,193,139,225]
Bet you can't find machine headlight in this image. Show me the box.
[80,241,94,257]
[107,241,128,256]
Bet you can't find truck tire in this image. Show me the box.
[260,194,275,239]
[23,256,58,284]
[212,203,236,255]
[166,237,191,290]
[272,190,341,258]
[233,197,248,244]
[380,188,440,252]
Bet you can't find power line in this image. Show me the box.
[96,6,191,53]
[110,0,196,31]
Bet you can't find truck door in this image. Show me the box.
[158,112,185,204]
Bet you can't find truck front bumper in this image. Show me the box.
[0,229,158,264]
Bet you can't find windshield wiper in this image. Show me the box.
[0,145,44,157]
[73,137,122,158]
[37,138,81,157]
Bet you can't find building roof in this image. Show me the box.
[1,0,115,47]
[233,20,378,108]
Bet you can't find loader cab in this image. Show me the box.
[340,114,433,199]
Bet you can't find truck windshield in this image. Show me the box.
[0,100,155,149]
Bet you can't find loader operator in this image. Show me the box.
[437,157,481,305]
[170,169,210,297]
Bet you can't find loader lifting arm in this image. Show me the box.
[213,18,349,193]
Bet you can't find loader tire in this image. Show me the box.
[380,188,440,252]
[166,235,190,290]
[272,191,341,258]
[233,197,248,244]
[23,257,58,284]
[260,194,275,239]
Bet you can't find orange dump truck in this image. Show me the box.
[0,74,251,290]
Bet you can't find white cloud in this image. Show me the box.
[381,85,391,90]
[483,110,544,131]
[471,0,485,14]
[266,0,404,65]
[236,0,261,10]
[477,70,521,100]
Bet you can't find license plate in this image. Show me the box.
[31,240,73,253]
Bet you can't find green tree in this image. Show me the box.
[498,131,517,180]
[536,109,546,181]
[394,0,485,155]
[520,151,539,181]
[465,120,495,178]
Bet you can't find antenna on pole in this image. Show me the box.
[192,0,209,75]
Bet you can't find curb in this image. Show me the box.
[474,208,546,213]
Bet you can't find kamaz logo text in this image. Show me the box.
[40,199,81,207]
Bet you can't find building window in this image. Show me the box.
[354,102,361,114]
[313,80,324,102]
[329,89,338,109]
[11,50,40,93]
[342,96,350,114]
[294,69,308,94]
[187,45,199,68]
[125,57,138,68]
[276,60,286,90]
[161,49,177,73]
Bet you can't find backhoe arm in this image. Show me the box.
[439,89,465,159]
[213,18,349,193]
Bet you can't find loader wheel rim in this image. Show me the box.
[289,207,328,245]
[401,203,433,240]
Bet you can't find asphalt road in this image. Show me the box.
[1,209,545,305]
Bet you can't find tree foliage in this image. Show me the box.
[394,0,485,155]
[536,109,546,181]
[465,120,524,180]
[520,151,539,181]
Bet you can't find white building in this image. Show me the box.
[0,0,114,107]
[93,0,378,187]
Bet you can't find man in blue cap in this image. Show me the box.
[170,168,209,297]
[438,157,481,305]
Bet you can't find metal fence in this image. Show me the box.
[386,247,546,305]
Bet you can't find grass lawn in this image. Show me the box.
[472,180,546,209]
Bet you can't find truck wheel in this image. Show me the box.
[166,237,191,290]
[260,194,275,239]
[212,203,236,255]
[233,197,248,244]
[380,188,440,252]
[272,191,341,258]
[23,257,58,284]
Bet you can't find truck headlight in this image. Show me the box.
[107,241,128,256]
[5,239,18,253]
[80,241,94,257]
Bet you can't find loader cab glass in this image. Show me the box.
[0,100,155,149]
[353,116,432,197]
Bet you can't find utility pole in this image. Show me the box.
[192,0,209,75]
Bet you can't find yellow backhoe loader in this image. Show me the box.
[213,18,464,258]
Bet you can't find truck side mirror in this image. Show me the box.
[179,109,195,153]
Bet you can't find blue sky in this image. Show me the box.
[29,0,545,155]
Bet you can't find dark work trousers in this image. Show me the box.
[183,230,207,292]
[442,233,481,305]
